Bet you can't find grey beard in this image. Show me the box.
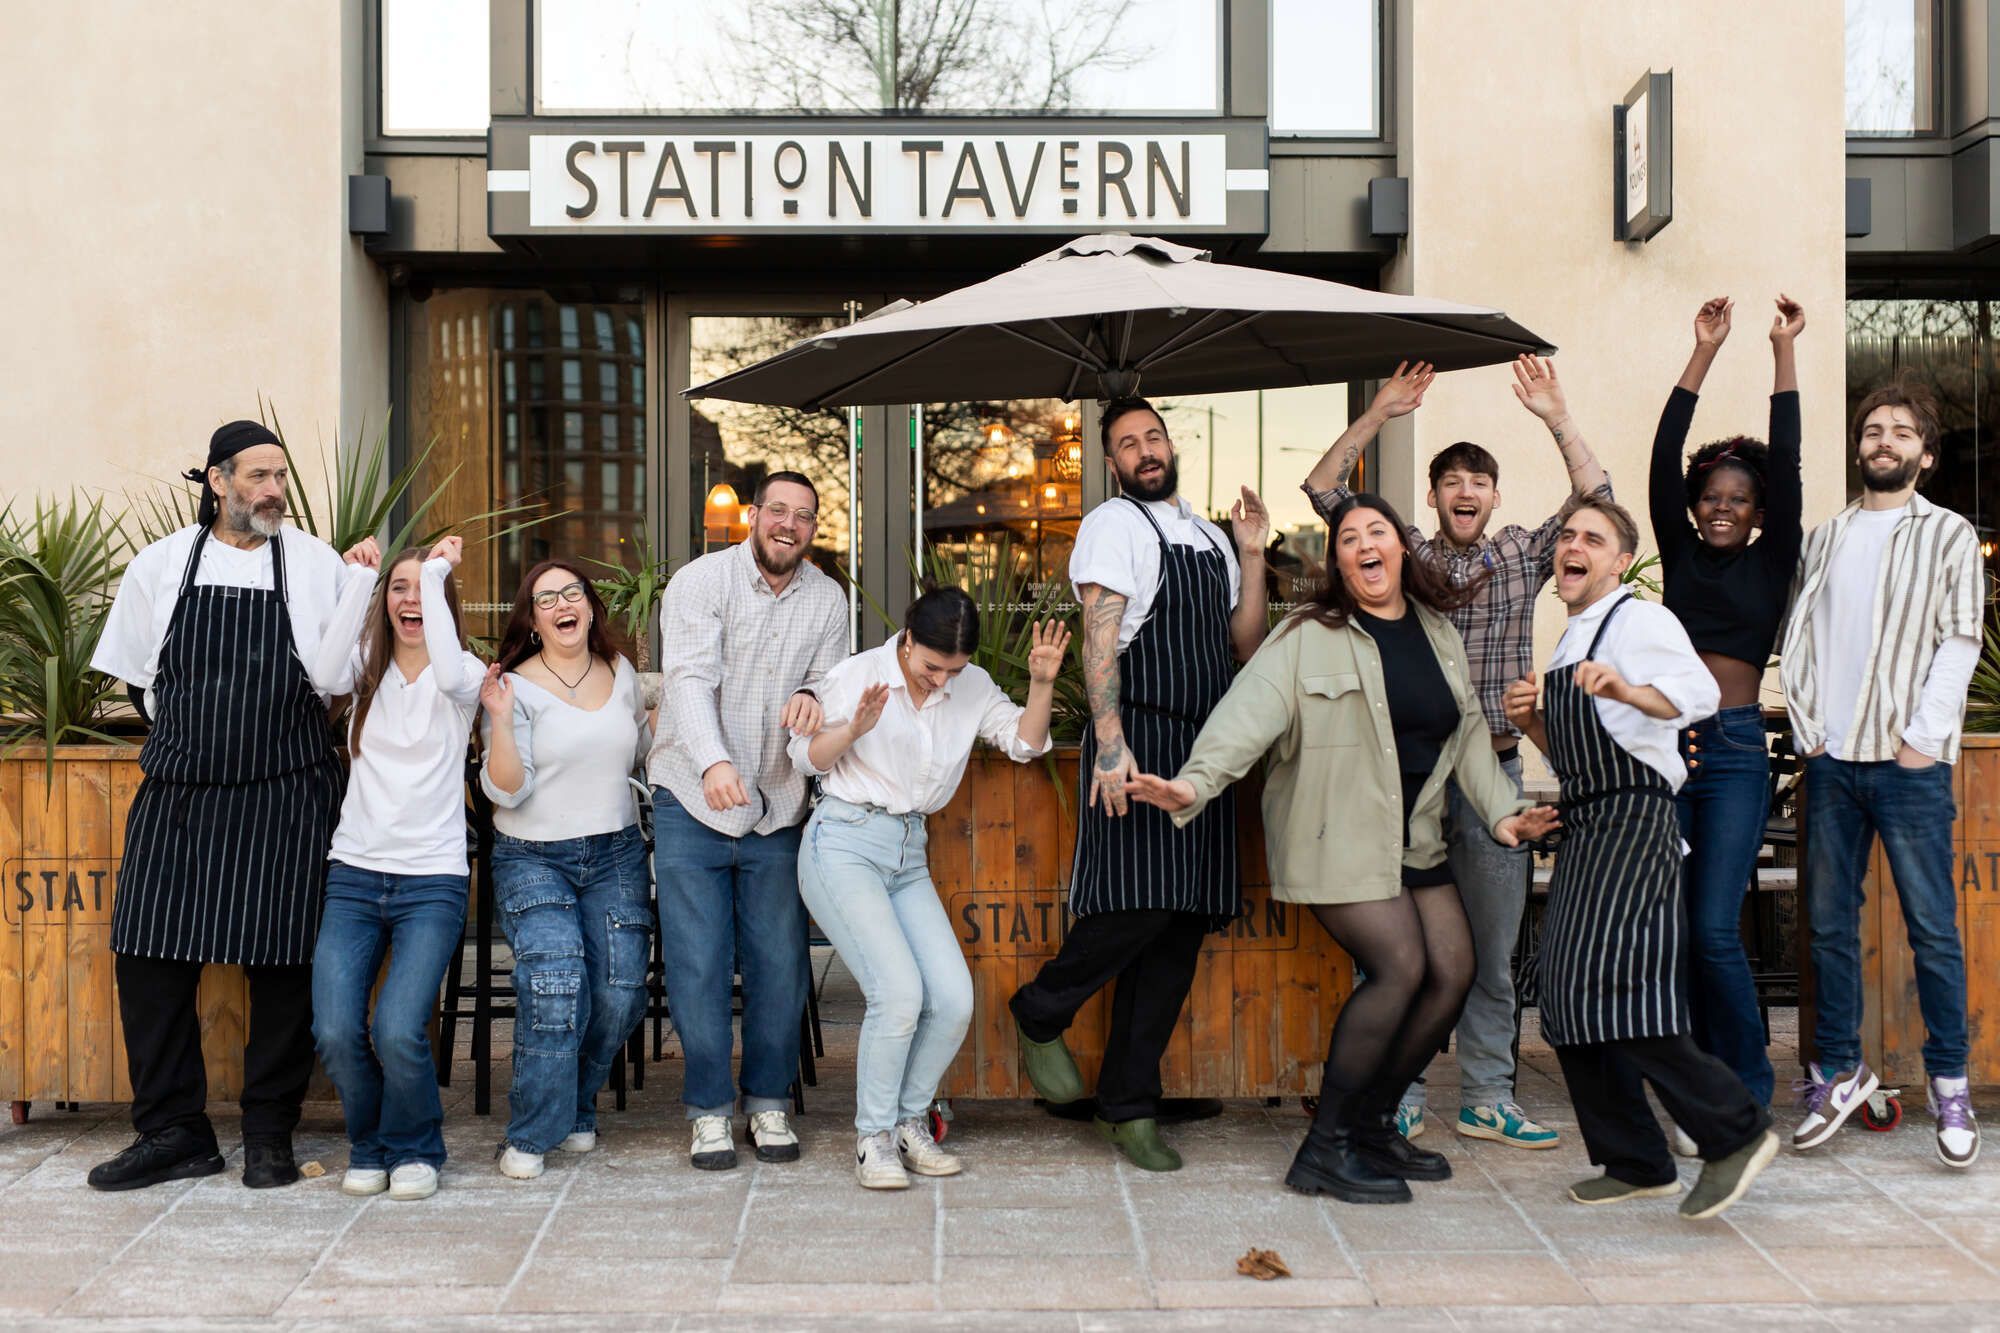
[225,496,284,539]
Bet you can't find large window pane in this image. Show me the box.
[1846,0,1935,135]
[920,400,1082,594]
[381,0,491,136]
[1270,0,1380,138]
[538,0,1220,115]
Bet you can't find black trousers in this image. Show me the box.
[1555,1033,1771,1187]
[115,952,315,1142]
[1010,908,1209,1122]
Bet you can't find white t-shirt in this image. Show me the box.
[309,558,484,876]
[1548,591,1720,792]
[480,657,652,840]
[788,639,1051,814]
[1068,495,1242,650]
[92,524,362,715]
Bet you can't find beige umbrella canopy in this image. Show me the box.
[687,234,1554,408]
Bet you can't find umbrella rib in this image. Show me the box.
[991,322,1104,372]
[1033,318,1103,362]
[805,326,980,407]
[1133,310,1261,369]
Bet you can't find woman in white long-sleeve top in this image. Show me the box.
[307,536,484,1202]
[479,559,653,1181]
[791,588,1069,1190]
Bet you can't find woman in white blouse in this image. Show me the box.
[479,559,653,1181]
[792,588,1069,1190]
[308,537,483,1202]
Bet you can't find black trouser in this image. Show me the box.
[1554,1033,1771,1187]
[1010,908,1209,1123]
[115,952,316,1143]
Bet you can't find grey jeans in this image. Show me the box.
[1403,754,1528,1111]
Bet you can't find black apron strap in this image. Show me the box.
[1584,591,1634,659]
[176,526,210,595]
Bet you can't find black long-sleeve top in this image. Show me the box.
[1647,387,1803,669]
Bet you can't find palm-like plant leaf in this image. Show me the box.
[583,531,673,670]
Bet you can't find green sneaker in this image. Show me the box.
[1567,1174,1681,1205]
[1681,1129,1778,1220]
[1458,1102,1560,1150]
[1093,1116,1183,1172]
[1394,1105,1425,1140]
[1015,1019,1085,1105]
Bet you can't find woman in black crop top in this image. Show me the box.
[1645,295,1805,1108]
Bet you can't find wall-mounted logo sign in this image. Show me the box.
[1614,71,1673,243]
[487,117,1269,237]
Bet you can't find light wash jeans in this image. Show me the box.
[797,796,973,1134]
[1404,753,1529,1112]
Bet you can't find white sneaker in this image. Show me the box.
[557,1130,597,1153]
[691,1115,738,1170]
[1929,1077,1980,1169]
[895,1117,962,1176]
[340,1167,388,1197]
[748,1110,801,1163]
[1667,1120,1699,1158]
[388,1162,439,1200]
[1792,1061,1879,1151]
[855,1130,910,1190]
[497,1145,545,1180]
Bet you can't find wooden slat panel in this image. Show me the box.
[64,761,115,1100]
[107,758,142,1102]
[198,967,251,1099]
[20,766,69,1100]
[0,758,27,1098]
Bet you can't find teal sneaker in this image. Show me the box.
[1394,1104,1425,1140]
[1457,1102,1559,1150]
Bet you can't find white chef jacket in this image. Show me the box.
[1547,590,1720,792]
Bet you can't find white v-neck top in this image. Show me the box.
[480,656,651,840]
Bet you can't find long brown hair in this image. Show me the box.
[495,558,629,673]
[349,548,468,755]
[1288,493,1482,634]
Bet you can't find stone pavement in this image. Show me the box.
[1,954,1995,1330]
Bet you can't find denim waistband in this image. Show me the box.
[493,824,641,851]
[816,793,928,824]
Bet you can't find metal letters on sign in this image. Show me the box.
[1614,71,1673,243]
[486,117,1270,237]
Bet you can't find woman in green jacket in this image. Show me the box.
[1131,494,1557,1204]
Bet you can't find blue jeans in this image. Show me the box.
[490,826,653,1153]
[1675,705,1776,1104]
[311,863,468,1170]
[1804,755,1968,1079]
[652,787,807,1119]
[797,797,972,1133]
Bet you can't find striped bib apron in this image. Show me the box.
[1068,498,1239,926]
[112,528,342,965]
[1534,593,1689,1046]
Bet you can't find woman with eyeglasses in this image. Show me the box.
[480,560,653,1180]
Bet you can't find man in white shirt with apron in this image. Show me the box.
[87,422,365,1192]
[1009,397,1269,1171]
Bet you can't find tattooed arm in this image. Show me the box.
[1079,581,1138,817]
[1511,354,1608,497]
[1302,360,1435,497]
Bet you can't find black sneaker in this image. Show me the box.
[86,1127,225,1192]
[241,1135,301,1189]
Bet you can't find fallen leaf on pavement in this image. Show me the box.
[1236,1247,1291,1280]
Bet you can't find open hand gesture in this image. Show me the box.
[1369,360,1435,420]
[1126,772,1196,813]
[848,682,891,739]
[1231,486,1270,558]
[1027,619,1071,684]
[1694,297,1733,348]
[342,536,382,569]
[1510,355,1568,424]
[428,534,464,568]
[1494,804,1561,848]
[1769,293,1805,344]
[478,663,513,719]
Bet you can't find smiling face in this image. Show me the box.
[1105,406,1179,503]
[1855,404,1933,494]
[900,634,972,696]
[750,478,817,578]
[1427,467,1499,547]
[1553,507,1634,610]
[1333,506,1405,613]
[382,553,428,648]
[530,565,591,651]
[215,443,288,538]
[1692,462,1764,551]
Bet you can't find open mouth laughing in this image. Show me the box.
[1557,552,1590,593]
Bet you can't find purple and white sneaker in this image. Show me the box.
[1929,1077,1979,1169]
[1791,1061,1879,1151]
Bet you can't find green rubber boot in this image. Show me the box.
[1016,1020,1086,1105]
[1094,1116,1183,1172]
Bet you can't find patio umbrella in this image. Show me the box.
[686,233,1554,408]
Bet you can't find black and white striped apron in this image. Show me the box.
[1534,594,1688,1046]
[112,528,342,965]
[1068,498,1239,926]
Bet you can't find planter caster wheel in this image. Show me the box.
[1300,1096,1318,1118]
[929,1099,953,1143]
[8,1101,26,1126]
[1860,1090,1903,1132]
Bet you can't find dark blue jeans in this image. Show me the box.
[1804,755,1968,1079]
[490,826,653,1153]
[652,787,807,1119]
[1675,704,1776,1105]
[311,863,468,1170]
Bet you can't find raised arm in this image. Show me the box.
[420,541,478,704]
[1512,355,1608,497]
[1764,295,1805,557]
[1228,488,1270,661]
[1650,299,1730,560]
[308,564,377,697]
[1301,361,1434,516]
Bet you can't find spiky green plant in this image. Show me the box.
[1968,576,2000,734]
[1619,552,1664,599]
[584,530,673,670]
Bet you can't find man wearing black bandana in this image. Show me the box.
[88,421,375,1191]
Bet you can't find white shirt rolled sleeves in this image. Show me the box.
[789,639,1051,815]
[1547,591,1720,793]
[1067,495,1242,650]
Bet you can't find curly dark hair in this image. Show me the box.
[1286,493,1483,635]
[1683,435,1769,511]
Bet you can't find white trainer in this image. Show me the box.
[388,1162,439,1200]
[340,1167,388,1197]
[1667,1120,1699,1158]
[855,1130,910,1190]
[556,1130,597,1153]
[1929,1077,1980,1169]
[748,1110,801,1163]
[497,1145,545,1180]
[895,1117,962,1177]
[1792,1062,1880,1151]
[691,1115,738,1170]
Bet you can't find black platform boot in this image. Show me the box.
[1284,1088,1413,1204]
[1350,1081,1453,1182]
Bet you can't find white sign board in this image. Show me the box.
[1624,90,1649,225]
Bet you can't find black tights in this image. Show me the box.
[1309,884,1476,1097]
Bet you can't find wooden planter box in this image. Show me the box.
[929,747,1353,1100]
[1801,735,2000,1085]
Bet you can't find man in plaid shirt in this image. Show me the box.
[1303,355,1611,1152]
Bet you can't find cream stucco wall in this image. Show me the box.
[1383,0,1848,710]
[3,2,387,513]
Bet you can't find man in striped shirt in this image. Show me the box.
[1780,379,1983,1169]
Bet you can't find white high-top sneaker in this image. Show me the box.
[895,1117,962,1176]
[690,1115,737,1171]
[1929,1076,1980,1169]
[855,1131,910,1190]
[748,1110,801,1163]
